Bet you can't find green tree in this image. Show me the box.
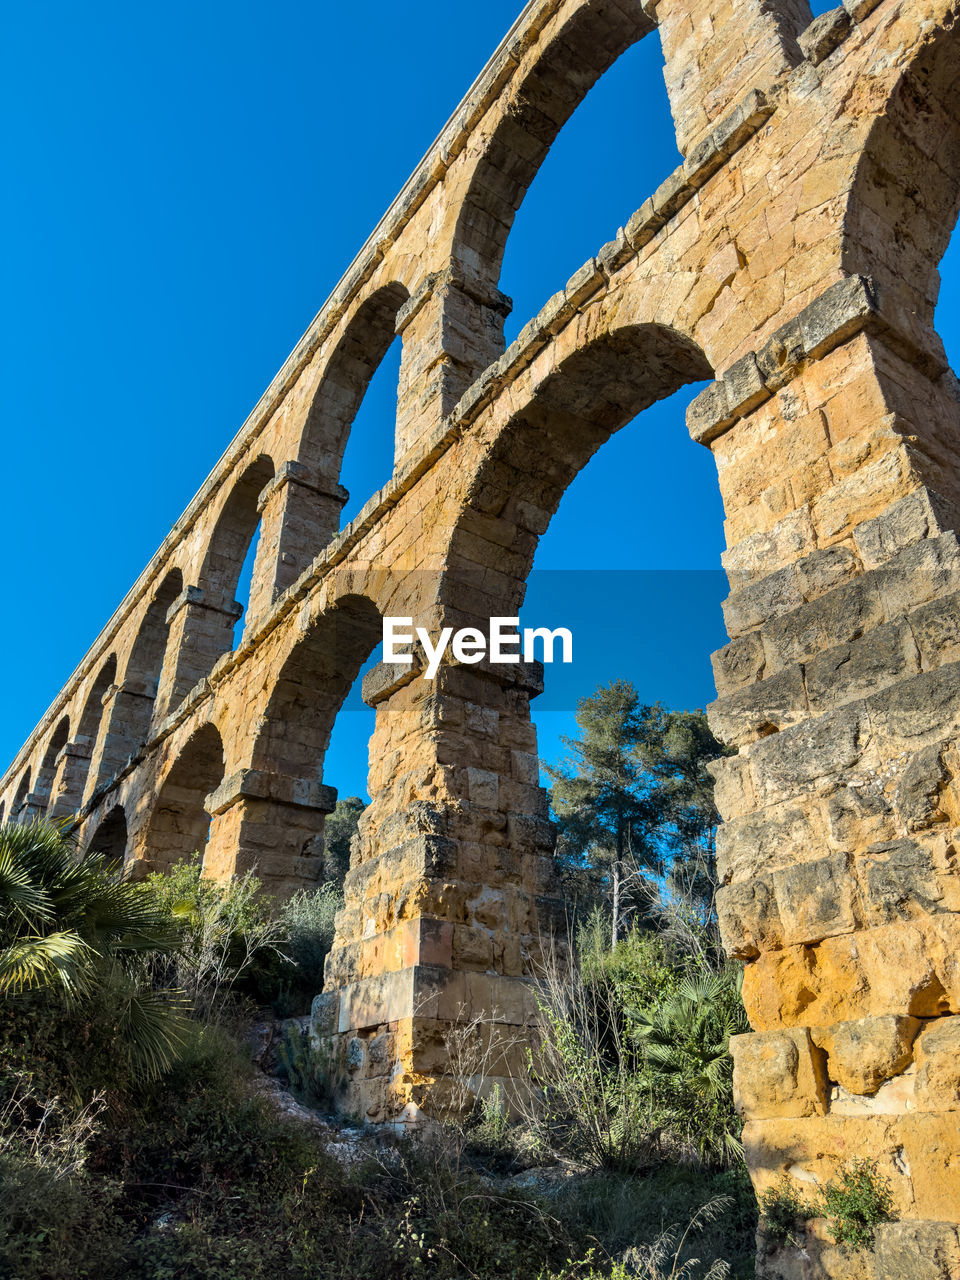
[322,796,365,888]
[545,683,726,945]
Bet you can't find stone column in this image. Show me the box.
[16,792,47,824]
[394,266,512,459]
[154,585,242,721]
[650,0,809,156]
[47,739,92,819]
[244,462,348,632]
[688,277,960,1265]
[314,649,562,1126]
[203,768,337,898]
[83,681,156,803]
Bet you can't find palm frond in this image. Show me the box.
[0,930,92,995]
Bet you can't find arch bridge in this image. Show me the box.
[4,2,960,1270]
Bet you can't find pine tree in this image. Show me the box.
[545,682,726,945]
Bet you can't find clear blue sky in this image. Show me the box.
[3,0,957,804]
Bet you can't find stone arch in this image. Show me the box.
[86,804,128,865]
[34,716,70,814]
[300,284,410,479]
[194,594,385,897]
[155,457,277,720]
[11,770,31,824]
[318,319,715,1123]
[445,322,714,607]
[449,2,652,290]
[252,592,383,782]
[124,569,184,718]
[141,723,225,875]
[76,654,117,806]
[197,454,275,628]
[85,574,183,801]
[843,12,960,366]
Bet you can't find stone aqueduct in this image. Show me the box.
[6,0,960,1267]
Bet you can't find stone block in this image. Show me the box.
[466,767,499,808]
[907,591,960,671]
[722,564,803,637]
[874,1221,960,1280]
[596,229,632,274]
[804,622,918,715]
[827,782,894,850]
[762,575,885,671]
[914,1016,960,1111]
[686,379,730,446]
[868,664,960,750]
[842,0,883,21]
[711,631,766,694]
[798,9,852,66]
[749,705,868,805]
[717,875,782,959]
[563,258,604,309]
[717,798,826,884]
[895,746,947,832]
[853,489,958,571]
[708,754,756,822]
[775,853,854,945]
[725,351,769,417]
[812,1015,921,1095]
[731,1028,828,1120]
[624,197,660,250]
[708,665,808,746]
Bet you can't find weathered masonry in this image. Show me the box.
[5,1,960,1272]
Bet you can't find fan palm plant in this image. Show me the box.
[632,967,748,1167]
[0,820,190,1080]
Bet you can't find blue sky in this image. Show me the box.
[2,0,957,804]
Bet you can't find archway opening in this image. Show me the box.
[338,334,403,527]
[86,804,128,866]
[198,454,275,653]
[123,569,184,748]
[499,30,681,344]
[35,716,70,813]
[253,594,383,887]
[300,283,409,529]
[452,0,652,310]
[847,23,960,366]
[254,593,382,782]
[442,321,721,933]
[77,654,118,806]
[12,770,31,824]
[143,723,225,874]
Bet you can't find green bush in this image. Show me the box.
[760,1160,895,1252]
[819,1159,894,1249]
[266,882,343,1014]
[631,966,748,1167]
[759,1175,818,1248]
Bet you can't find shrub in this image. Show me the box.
[819,1159,894,1250]
[759,1175,817,1248]
[145,855,285,1015]
[760,1161,895,1252]
[631,966,748,1167]
[267,881,343,1013]
[539,1194,736,1279]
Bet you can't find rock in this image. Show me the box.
[812,1015,921,1095]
